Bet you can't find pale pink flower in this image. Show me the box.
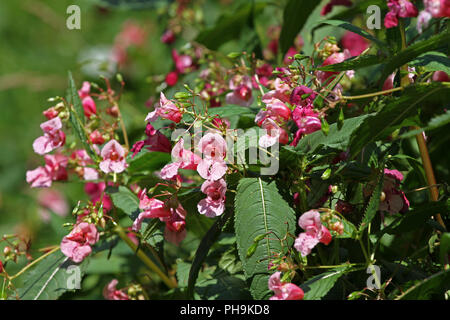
[32,117,66,155]
[197,133,228,181]
[26,167,52,188]
[225,76,254,107]
[103,279,129,300]
[316,50,353,84]
[417,10,433,33]
[37,189,68,218]
[160,138,201,180]
[26,154,68,188]
[259,118,288,148]
[379,169,410,214]
[132,192,172,232]
[261,78,291,104]
[294,210,332,257]
[268,272,304,300]
[163,204,187,245]
[172,49,193,74]
[145,92,182,123]
[61,222,99,263]
[99,139,127,174]
[71,149,99,181]
[291,107,322,146]
[198,179,227,217]
[255,98,291,126]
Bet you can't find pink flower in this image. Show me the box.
[99,140,127,174]
[32,117,66,155]
[283,47,298,65]
[432,71,450,82]
[26,154,69,188]
[341,31,369,56]
[321,0,352,16]
[291,107,322,146]
[160,138,201,180]
[172,49,193,74]
[132,192,172,232]
[197,179,227,217]
[84,182,113,213]
[379,169,410,214]
[290,86,317,107]
[61,222,99,263]
[89,130,105,145]
[165,71,178,86]
[417,10,433,33]
[103,279,129,300]
[163,204,187,245]
[37,189,68,218]
[384,0,418,29]
[316,50,353,84]
[259,118,289,148]
[71,149,99,181]
[294,210,332,257]
[78,82,97,118]
[161,29,176,44]
[225,76,254,107]
[78,81,91,99]
[268,272,304,300]
[197,133,228,181]
[261,78,291,103]
[146,92,182,123]
[255,98,291,126]
[423,0,450,17]
[43,107,59,120]
[131,123,171,158]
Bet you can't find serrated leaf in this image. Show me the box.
[359,167,384,232]
[410,51,450,74]
[235,178,296,300]
[16,250,88,300]
[294,115,369,155]
[106,186,140,218]
[279,0,320,56]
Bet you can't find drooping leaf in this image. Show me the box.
[279,0,321,56]
[409,51,450,74]
[234,178,296,300]
[396,269,450,300]
[349,83,450,158]
[15,250,89,300]
[301,266,350,300]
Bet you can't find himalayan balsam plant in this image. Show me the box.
[1,0,450,300]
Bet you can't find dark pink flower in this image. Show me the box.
[103,279,129,300]
[99,140,127,174]
[165,71,179,86]
[131,123,171,158]
[290,86,317,107]
[291,107,322,146]
[341,31,369,56]
[132,192,172,232]
[316,50,353,84]
[197,179,227,217]
[61,222,99,263]
[268,272,304,300]
[146,92,182,123]
[294,210,332,256]
[384,0,418,28]
[163,203,187,245]
[43,107,59,120]
[255,98,291,126]
[161,29,176,44]
[379,169,410,214]
[84,182,113,212]
[33,117,66,155]
[89,130,105,145]
[321,0,352,15]
[432,71,450,82]
[225,76,254,107]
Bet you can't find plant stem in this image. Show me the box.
[341,87,403,100]
[114,225,176,289]
[399,19,446,230]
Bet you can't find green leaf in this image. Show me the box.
[127,150,171,173]
[235,178,296,300]
[317,54,384,72]
[396,269,450,300]
[195,3,266,50]
[106,186,140,217]
[349,83,450,158]
[301,267,350,300]
[279,0,321,56]
[294,114,369,155]
[410,51,450,74]
[440,233,450,266]
[16,250,89,300]
[319,20,387,51]
[380,32,450,82]
[66,72,97,160]
[186,209,233,299]
[359,167,384,232]
[320,0,386,21]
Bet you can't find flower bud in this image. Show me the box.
[380,191,386,202]
[106,105,119,118]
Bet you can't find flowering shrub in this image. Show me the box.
[1,0,450,301]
